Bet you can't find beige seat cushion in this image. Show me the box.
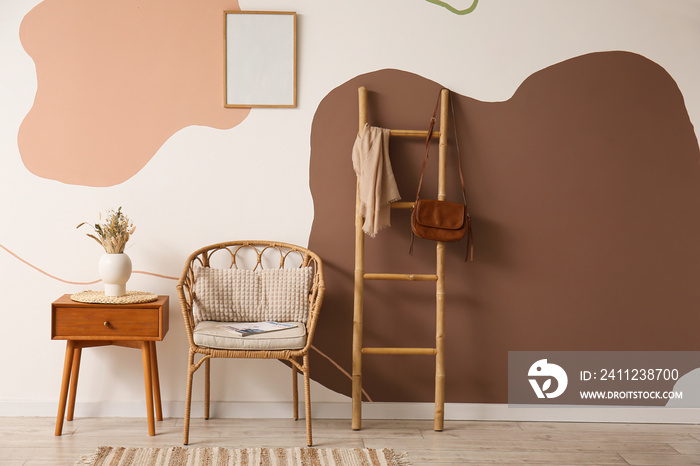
[193,321,307,350]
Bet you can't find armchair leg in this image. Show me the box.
[204,358,211,420]
[183,350,195,445]
[303,355,312,447]
[292,357,299,420]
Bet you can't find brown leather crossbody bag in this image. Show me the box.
[410,90,473,261]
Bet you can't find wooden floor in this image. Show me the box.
[2,416,700,465]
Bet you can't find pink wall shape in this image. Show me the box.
[18,0,250,187]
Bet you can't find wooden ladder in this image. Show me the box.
[352,86,450,431]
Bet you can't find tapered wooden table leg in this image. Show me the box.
[149,341,163,421]
[55,341,75,436]
[66,347,82,421]
[141,341,155,436]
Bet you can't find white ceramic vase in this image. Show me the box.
[98,253,132,297]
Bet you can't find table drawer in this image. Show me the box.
[53,307,159,339]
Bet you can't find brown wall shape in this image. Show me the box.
[308,51,700,403]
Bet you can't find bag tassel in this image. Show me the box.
[465,215,473,262]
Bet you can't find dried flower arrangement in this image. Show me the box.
[77,207,135,254]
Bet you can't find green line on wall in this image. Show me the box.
[426,0,479,15]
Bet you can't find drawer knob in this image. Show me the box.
[104,321,110,327]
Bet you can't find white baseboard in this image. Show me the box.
[2,400,699,424]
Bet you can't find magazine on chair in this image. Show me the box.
[221,321,295,337]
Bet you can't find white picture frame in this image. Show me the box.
[224,11,297,108]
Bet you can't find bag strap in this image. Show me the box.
[409,95,439,257]
[412,89,473,261]
[450,95,473,261]
[414,90,468,204]
[450,97,468,205]
[413,95,440,201]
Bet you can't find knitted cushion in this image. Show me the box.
[192,267,260,324]
[261,267,312,323]
[192,266,312,324]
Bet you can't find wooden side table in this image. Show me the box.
[51,294,169,436]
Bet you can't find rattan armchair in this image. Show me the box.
[177,241,325,446]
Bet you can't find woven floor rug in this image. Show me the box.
[76,446,411,466]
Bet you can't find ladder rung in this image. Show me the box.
[363,273,438,281]
[389,129,441,138]
[362,347,438,355]
[391,202,415,209]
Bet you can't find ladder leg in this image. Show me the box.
[352,180,365,430]
[352,87,368,431]
[351,304,363,430]
[434,89,450,432]
[435,241,446,431]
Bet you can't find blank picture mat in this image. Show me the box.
[225,12,296,107]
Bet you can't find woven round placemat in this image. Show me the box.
[71,290,159,304]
